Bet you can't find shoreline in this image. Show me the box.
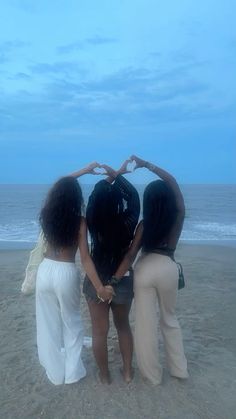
[1,239,236,251]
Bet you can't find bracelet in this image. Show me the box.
[97,293,105,302]
[145,162,156,171]
[108,275,121,286]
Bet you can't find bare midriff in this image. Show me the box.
[44,243,78,263]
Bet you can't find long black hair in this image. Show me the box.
[39,176,83,248]
[86,181,134,277]
[142,180,177,251]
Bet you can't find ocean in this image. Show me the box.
[0,184,235,249]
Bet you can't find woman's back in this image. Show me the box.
[86,175,140,281]
[40,176,83,263]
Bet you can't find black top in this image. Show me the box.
[86,175,140,282]
[150,244,175,259]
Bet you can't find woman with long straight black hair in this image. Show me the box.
[83,161,140,384]
[113,155,188,385]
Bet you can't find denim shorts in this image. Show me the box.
[83,272,134,305]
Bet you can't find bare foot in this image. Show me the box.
[98,371,112,385]
[120,367,134,384]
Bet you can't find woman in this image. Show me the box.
[83,161,140,384]
[113,155,188,385]
[35,163,114,385]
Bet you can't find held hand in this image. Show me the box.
[97,284,115,303]
[117,159,132,175]
[130,155,147,170]
[100,164,117,179]
[105,285,116,303]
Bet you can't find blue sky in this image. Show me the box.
[0,0,235,184]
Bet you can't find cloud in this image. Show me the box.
[1,48,234,143]
[86,36,117,46]
[57,36,117,54]
[0,63,227,140]
[0,40,28,63]
[10,0,43,13]
[29,61,86,77]
[80,66,208,105]
[11,72,31,80]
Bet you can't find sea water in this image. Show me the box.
[0,184,235,249]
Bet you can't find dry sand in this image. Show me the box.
[0,244,236,419]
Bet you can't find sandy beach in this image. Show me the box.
[0,243,236,419]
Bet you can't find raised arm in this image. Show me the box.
[78,217,114,302]
[99,159,132,184]
[69,162,101,178]
[131,155,185,249]
[114,175,140,232]
[131,155,185,214]
[101,161,140,233]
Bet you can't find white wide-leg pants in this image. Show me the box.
[134,253,188,385]
[36,258,86,385]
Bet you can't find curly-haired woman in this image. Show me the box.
[35,163,114,385]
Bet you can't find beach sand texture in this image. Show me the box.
[0,244,236,419]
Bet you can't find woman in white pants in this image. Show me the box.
[36,164,114,385]
[112,155,188,385]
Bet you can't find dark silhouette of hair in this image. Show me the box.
[86,181,135,277]
[39,176,83,248]
[142,180,177,251]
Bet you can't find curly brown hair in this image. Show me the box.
[39,176,83,248]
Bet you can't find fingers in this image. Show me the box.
[97,285,115,304]
[92,170,103,175]
[105,285,115,295]
[88,159,141,175]
[100,164,112,170]
[121,158,132,166]
[88,162,107,175]
[105,285,116,304]
[129,155,144,170]
[90,161,101,168]
[100,164,117,178]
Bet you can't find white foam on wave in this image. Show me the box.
[195,222,236,234]
[181,221,236,240]
[0,221,39,242]
[1,220,236,243]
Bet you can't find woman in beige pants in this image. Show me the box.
[112,155,188,385]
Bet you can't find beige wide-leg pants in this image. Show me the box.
[134,253,188,385]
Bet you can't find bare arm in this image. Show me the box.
[131,155,185,249]
[100,159,132,184]
[131,155,185,214]
[101,161,140,232]
[113,222,143,279]
[78,217,114,301]
[69,162,101,178]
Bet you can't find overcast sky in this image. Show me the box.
[0,0,235,184]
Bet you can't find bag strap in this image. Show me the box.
[176,262,183,275]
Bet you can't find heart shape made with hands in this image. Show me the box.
[126,160,136,172]
[93,167,107,175]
